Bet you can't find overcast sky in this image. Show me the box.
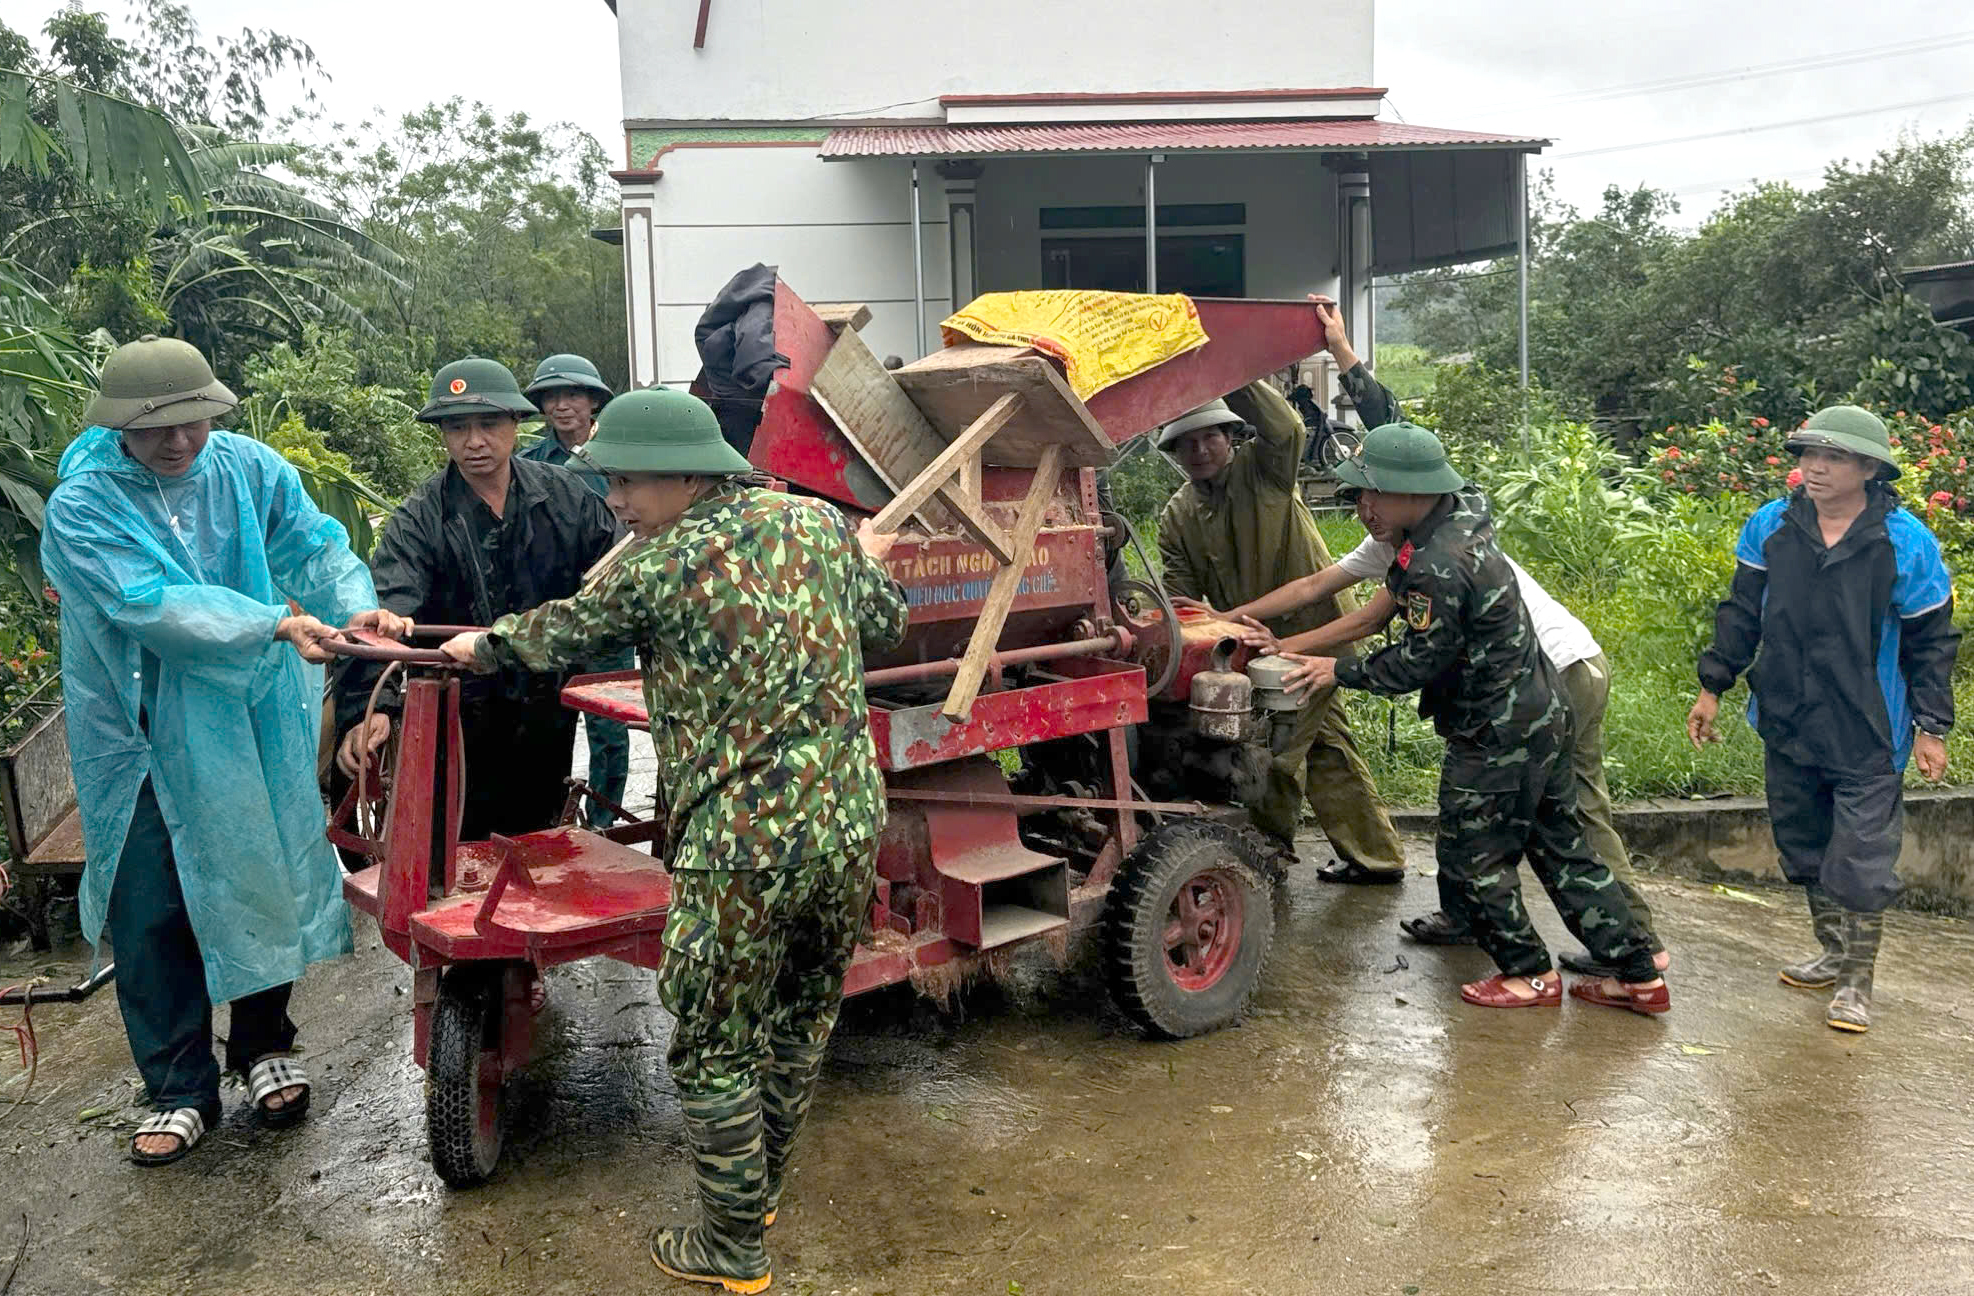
[10,0,1973,226]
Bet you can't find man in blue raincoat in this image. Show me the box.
[41,335,404,1166]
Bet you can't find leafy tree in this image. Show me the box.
[236,325,436,497]
[2,7,405,383]
[1390,126,1974,428]
[294,97,627,388]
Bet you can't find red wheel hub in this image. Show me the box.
[1161,867,1244,991]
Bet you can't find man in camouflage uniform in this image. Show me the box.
[442,387,908,1294]
[1277,423,1668,1012]
[516,353,630,829]
[1157,297,1408,883]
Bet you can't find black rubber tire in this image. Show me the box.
[427,964,507,1188]
[1102,820,1275,1039]
[1318,427,1362,470]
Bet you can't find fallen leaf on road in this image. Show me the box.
[1710,884,1775,907]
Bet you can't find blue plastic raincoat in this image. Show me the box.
[41,427,378,1005]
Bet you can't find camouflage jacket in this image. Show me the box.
[1333,486,1562,749]
[478,482,910,870]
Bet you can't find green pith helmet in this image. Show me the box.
[1786,405,1901,480]
[577,387,753,476]
[416,357,539,424]
[1154,397,1243,449]
[524,353,614,407]
[1332,422,1467,496]
[82,334,237,430]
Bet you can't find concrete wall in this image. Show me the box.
[626,146,1350,389]
[617,0,1375,124]
[973,153,1341,300]
[631,145,950,387]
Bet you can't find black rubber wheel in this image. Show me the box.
[1317,427,1362,470]
[1102,820,1275,1039]
[427,964,508,1187]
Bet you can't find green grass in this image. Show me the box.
[1136,504,1855,807]
[1371,343,1437,402]
[1115,407,1974,805]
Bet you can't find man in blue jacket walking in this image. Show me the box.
[1690,405,1959,1033]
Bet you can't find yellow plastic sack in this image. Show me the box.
[940,290,1210,400]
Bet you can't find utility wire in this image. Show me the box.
[1554,90,1974,159]
[1468,30,1974,115]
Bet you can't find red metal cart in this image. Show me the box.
[331,282,1334,1186]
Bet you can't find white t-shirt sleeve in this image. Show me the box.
[1506,557,1601,670]
[1337,536,1394,582]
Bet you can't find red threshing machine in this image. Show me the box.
[329,281,1335,1186]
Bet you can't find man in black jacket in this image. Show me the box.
[1691,405,1958,1034]
[336,357,622,841]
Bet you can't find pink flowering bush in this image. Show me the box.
[1643,408,1974,576]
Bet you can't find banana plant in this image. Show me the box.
[232,397,394,559]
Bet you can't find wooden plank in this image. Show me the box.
[942,443,1065,720]
[20,806,84,874]
[929,481,1013,563]
[811,302,873,333]
[810,324,1009,551]
[811,325,960,533]
[871,392,1024,536]
[892,344,1115,468]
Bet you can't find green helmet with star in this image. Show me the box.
[416,357,539,424]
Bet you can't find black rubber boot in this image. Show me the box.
[1826,910,1883,1034]
[651,1084,772,1293]
[760,1035,830,1228]
[1779,886,1845,989]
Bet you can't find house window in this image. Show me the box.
[1037,203,1246,297]
[1041,234,1245,298]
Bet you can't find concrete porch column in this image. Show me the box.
[1336,166,1373,359]
[937,160,984,306]
[615,171,662,388]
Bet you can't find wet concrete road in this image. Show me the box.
[4,831,1973,1296]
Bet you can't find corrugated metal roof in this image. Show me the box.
[820,119,1547,159]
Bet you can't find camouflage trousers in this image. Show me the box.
[1436,719,1658,983]
[657,849,876,1094]
[1253,687,1407,871]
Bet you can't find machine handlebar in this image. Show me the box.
[318,624,489,666]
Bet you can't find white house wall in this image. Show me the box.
[974,153,1343,301]
[641,146,950,386]
[617,0,1375,124]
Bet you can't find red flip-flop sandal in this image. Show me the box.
[1569,978,1671,1016]
[1460,973,1562,1008]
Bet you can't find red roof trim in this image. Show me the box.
[821,119,1548,159]
[939,87,1386,106]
